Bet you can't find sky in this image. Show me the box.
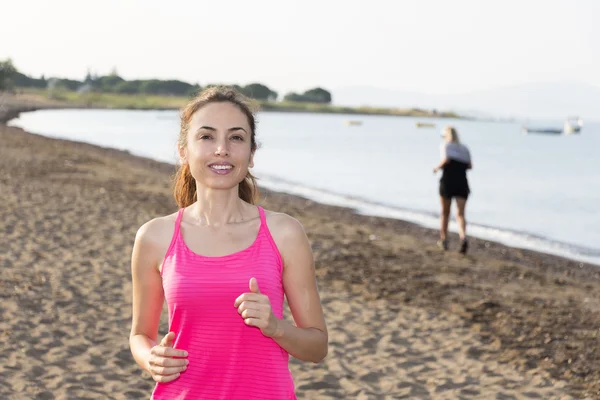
[1,0,599,96]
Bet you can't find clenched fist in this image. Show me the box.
[234,278,282,338]
[147,332,189,383]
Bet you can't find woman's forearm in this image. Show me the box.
[130,334,156,372]
[435,158,449,170]
[271,319,328,363]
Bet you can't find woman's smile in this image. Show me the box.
[208,162,234,175]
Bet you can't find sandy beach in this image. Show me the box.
[1,101,599,399]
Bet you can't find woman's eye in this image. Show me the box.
[199,135,212,140]
[231,135,244,141]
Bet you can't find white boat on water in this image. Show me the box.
[522,117,583,135]
[416,122,436,128]
[344,120,363,126]
[563,117,584,134]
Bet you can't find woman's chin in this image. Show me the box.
[198,178,243,191]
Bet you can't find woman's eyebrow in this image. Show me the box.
[196,126,247,133]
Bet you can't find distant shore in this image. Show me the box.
[0,92,87,124]
[3,89,464,120]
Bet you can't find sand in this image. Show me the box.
[1,103,599,399]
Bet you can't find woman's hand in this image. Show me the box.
[147,332,188,383]
[433,167,439,173]
[234,278,282,338]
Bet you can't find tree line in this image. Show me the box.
[0,59,332,104]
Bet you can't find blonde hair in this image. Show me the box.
[174,86,259,208]
[443,125,460,143]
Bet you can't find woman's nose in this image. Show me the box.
[215,140,229,156]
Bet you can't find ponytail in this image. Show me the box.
[174,164,197,208]
[238,172,259,205]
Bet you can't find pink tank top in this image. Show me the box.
[152,206,296,400]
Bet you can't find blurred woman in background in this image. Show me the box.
[433,125,472,254]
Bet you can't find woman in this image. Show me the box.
[433,125,472,254]
[129,87,328,399]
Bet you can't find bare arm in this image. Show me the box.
[433,157,449,173]
[129,221,165,371]
[271,215,328,363]
[129,219,188,381]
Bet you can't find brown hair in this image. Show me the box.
[174,86,259,208]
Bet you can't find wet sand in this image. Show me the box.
[1,105,599,399]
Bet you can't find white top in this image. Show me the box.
[441,142,471,164]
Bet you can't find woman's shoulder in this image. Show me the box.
[263,209,307,242]
[461,143,471,156]
[135,210,180,247]
[449,142,470,154]
[262,208,311,264]
[460,142,470,150]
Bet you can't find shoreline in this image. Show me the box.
[1,103,599,398]
[0,92,88,124]
[256,176,600,267]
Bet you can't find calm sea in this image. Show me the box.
[9,109,600,265]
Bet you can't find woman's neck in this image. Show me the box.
[189,187,251,227]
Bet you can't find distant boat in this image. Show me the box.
[523,117,583,135]
[563,117,584,134]
[345,120,362,126]
[416,122,436,128]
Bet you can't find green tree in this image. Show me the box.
[205,83,244,93]
[96,75,125,91]
[84,69,94,83]
[303,87,331,104]
[0,59,17,91]
[283,88,332,103]
[282,92,308,102]
[12,71,46,88]
[140,79,195,96]
[242,83,278,101]
[114,80,143,94]
[162,80,196,96]
[54,78,82,91]
[187,84,202,97]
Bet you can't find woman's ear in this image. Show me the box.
[178,144,187,164]
[248,152,254,169]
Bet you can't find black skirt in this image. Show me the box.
[439,180,470,199]
[439,160,470,199]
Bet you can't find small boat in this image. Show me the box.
[344,120,362,126]
[563,117,583,135]
[523,117,583,135]
[416,122,436,128]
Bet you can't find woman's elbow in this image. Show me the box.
[312,333,329,363]
[314,347,328,363]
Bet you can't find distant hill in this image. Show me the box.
[333,82,600,121]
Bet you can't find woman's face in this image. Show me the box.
[179,101,254,191]
[443,128,452,142]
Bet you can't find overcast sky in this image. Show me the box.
[2,0,598,95]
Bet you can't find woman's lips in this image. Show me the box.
[208,163,234,175]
